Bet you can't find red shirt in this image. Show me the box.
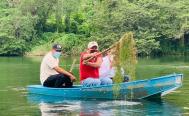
[79,52,101,81]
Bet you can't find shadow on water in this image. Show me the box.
[27,94,183,116]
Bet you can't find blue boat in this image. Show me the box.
[27,74,183,100]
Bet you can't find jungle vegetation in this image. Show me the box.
[0,0,189,56]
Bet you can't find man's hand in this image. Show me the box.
[82,52,98,65]
[54,66,77,82]
[68,71,76,82]
[91,52,99,57]
[69,75,76,82]
[82,60,88,65]
[82,52,98,60]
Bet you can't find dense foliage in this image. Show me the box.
[0,0,189,56]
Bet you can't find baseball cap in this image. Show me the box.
[52,44,62,52]
[88,41,98,49]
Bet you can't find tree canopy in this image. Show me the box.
[0,0,188,56]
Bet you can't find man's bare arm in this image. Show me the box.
[82,52,97,60]
[53,66,76,81]
[84,56,102,68]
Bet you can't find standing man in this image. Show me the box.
[40,44,76,88]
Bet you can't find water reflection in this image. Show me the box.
[39,102,80,116]
[139,99,182,116]
[27,94,182,116]
[0,56,188,115]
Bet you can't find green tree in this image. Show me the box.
[0,0,37,55]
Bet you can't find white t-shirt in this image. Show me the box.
[99,56,115,78]
[40,52,59,84]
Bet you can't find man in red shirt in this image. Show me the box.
[79,41,102,87]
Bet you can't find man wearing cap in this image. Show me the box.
[80,41,108,87]
[40,44,76,88]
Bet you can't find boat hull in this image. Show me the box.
[27,74,183,100]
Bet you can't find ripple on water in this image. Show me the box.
[0,89,8,92]
[11,87,27,91]
[39,102,81,113]
[182,112,189,115]
[184,107,189,110]
[98,100,141,108]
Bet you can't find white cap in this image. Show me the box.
[87,41,98,49]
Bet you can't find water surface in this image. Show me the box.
[0,56,188,116]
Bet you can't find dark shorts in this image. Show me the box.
[43,74,73,88]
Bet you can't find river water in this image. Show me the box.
[0,56,188,116]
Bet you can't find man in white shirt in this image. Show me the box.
[40,44,76,88]
[99,51,129,83]
[99,52,113,85]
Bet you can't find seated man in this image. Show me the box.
[40,44,76,88]
[80,41,105,87]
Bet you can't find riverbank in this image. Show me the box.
[26,33,88,56]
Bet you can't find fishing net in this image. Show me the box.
[112,32,137,99]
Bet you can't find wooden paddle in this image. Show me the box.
[83,41,119,63]
[69,59,77,72]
